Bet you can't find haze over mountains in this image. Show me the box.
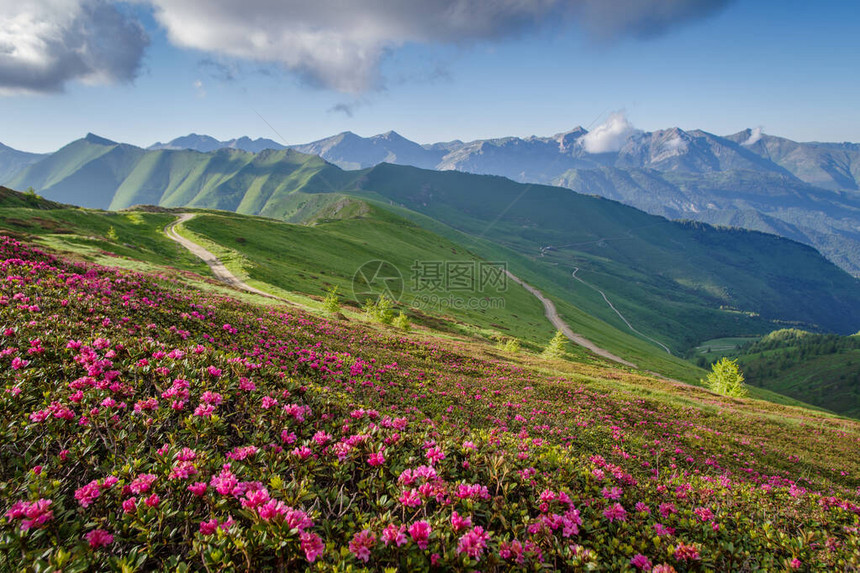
[2,126,860,277]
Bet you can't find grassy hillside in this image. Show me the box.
[0,186,700,381]
[13,140,860,358]
[1,235,859,571]
[724,329,860,418]
[335,164,860,350]
[176,207,566,351]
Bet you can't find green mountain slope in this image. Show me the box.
[723,329,860,418]
[10,142,860,358]
[0,143,45,184]
[332,164,860,350]
[554,167,860,276]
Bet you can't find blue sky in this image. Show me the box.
[1,0,859,152]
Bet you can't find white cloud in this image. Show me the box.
[742,126,763,146]
[0,0,732,95]
[147,0,732,93]
[0,0,148,94]
[581,111,640,153]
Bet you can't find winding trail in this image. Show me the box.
[506,271,637,368]
[164,213,286,302]
[165,213,637,367]
[572,267,673,355]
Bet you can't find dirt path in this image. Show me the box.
[506,271,637,368]
[572,267,672,355]
[164,213,287,302]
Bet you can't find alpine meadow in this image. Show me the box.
[1,1,859,571]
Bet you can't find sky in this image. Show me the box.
[1,0,859,153]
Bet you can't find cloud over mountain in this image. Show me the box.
[582,111,640,153]
[0,0,148,94]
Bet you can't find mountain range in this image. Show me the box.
[3,126,859,276]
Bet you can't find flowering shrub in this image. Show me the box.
[0,235,858,571]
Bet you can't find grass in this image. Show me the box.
[177,208,567,353]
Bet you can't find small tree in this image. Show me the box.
[705,357,748,397]
[496,337,520,354]
[392,311,411,331]
[322,286,340,314]
[363,294,395,325]
[541,330,568,360]
[105,226,119,242]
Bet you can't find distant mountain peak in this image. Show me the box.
[84,133,117,146]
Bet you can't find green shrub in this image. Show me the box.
[322,286,341,314]
[496,336,521,354]
[705,357,748,397]
[392,311,411,331]
[363,294,395,325]
[541,330,568,360]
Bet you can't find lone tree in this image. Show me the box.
[322,286,340,315]
[705,357,748,397]
[541,330,568,360]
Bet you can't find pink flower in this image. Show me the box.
[210,466,238,495]
[631,553,652,570]
[200,391,223,405]
[659,502,677,518]
[790,558,802,569]
[75,480,102,507]
[693,507,714,522]
[257,499,289,522]
[399,489,422,508]
[199,519,219,535]
[654,523,675,537]
[301,531,324,562]
[130,473,157,494]
[409,520,432,550]
[673,542,700,562]
[635,502,651,514]
[241,489,271,509]
[367,452,385,466]
[451,511,473,532]
[425,446,445,465]
[194,403,215,417]
[603,503,627,522]
[188,482,208,496]
[85,529,114,549]
[292,446,313,459]
[169,460,198,480]
[602,486,623,500]
[562,508,582,537]
[283,507,314,531]
[206,366,222,378]
[5,499,53,531]
[457,526,490,560]
[145,494,160,507]
[239,377,256,391]
[382,524,408,547]
[122,497,137,514]
[349,529,376,562]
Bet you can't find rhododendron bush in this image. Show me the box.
[0,235,858,571]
